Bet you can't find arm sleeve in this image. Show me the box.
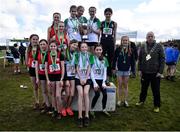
[64,19,68,27]
[97,19,101,28]
[90,65,97,85]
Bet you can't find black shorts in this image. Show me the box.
[87,42,98,47]
[63,76,75,81]
[39,74,46,80]
[166,62,175,66]
[29,67,36,77]
[75,78,92,86]
[48,74,61,81]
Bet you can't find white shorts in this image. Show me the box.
[14,58,20,64]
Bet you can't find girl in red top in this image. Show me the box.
[54,21,70,53]
[47,12,61,43]
[35,39,51,113]
[25,34,40,110]
[45,40,65,119]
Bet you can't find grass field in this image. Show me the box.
[0,60,180,131]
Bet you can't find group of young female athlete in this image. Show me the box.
[25,5,134,128]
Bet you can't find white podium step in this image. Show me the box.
[71,83,116,111]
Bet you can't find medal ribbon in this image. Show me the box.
[105,20,111,33]
[122,47,127,63]
[95,56,101,69]
[41,50,47,64]
[50,51,57,68]
[32,47,37,59]
[145,43,157,55]
[70,18,78,32]
[81,52,86,68]
[57,32,64,48]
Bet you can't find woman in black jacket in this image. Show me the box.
[112,36,134,107]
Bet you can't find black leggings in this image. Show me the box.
[91,80,107,109]
[100,39,115,77]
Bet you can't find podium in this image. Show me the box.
[71,82,116,111]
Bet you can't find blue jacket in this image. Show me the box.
[165,47,174,63]
[173,48,180,63]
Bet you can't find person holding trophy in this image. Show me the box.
[77,6,88,41]
[64,5,81,42]
[87,6,101,53]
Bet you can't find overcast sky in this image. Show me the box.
[0,0,180,44]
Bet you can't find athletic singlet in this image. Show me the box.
[49,25,57,40]
[28,50,37,68]
[55,32,68,46]
[100,21,115,39]
[47,52,61,74]
[65,51,76,77]
[75,52,91,80]
[64,17,81,41]
[37,51,47,75]
[91,56,107,80]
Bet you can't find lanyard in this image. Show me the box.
[53,24,58,35]
[41,51,47,64]
[50,51,57,67]
[81,52,86,68]
[66,49,73,62]
[95,56,101,69]
[105,20,111,29]
[79,16,84,23]
[70,18,78,31]
[89,17,94,27]
[32,47,37,59]
[57,32,64,48]
[145,43,157,55]
[121,47,127,63]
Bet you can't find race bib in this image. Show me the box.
[94,68,102,75]
[103,28,112,35]
[79,68,87,78]
[66,63,75,76]
[31,60,36,68]
[49,64,60,72]
[39,64,45,71]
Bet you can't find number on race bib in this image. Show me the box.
[39,64,45,71]
[31,61,36,68]
[94,69,101,75]
[49,64,60,72]
[66,64,75,76]
[103,28,112,35]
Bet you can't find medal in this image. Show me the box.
[146,54,151,61]
[105,34,108,37]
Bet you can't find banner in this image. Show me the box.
[117,31,137,38]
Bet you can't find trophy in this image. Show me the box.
[81,23,88,40]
